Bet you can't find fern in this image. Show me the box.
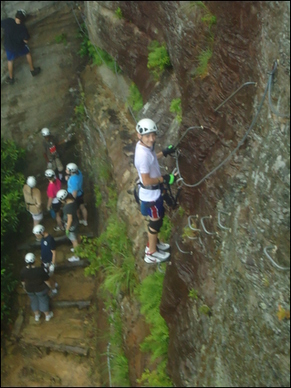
[127,82,143,112]
[147,41,171,80]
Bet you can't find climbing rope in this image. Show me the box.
[174,61,284,188]
[107,342,112,387]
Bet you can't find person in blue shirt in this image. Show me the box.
[65,163,88,226]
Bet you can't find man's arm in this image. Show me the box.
[141,173,163,186]
[51,250,56,265]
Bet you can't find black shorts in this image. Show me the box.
[76,193,84,208]
[52,202,62,213]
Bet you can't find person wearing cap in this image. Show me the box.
[134,118,176,264]
[41,128,65,182]
[20,252,53,322]
[23,176,43,229]
[1,9,41,84]
[45,169,63,231]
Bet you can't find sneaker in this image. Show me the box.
[31,67,41,76]
[145,241,170,253]
[55,282,58,289]
[5,77,15,85]
[54,226,64,231]
[68,256,80,262]
[35,314,40,322]
[51,288,58,295]
[144,250,170,264]
[45,311,54,322]
[70,248,75,252]
[79,220,88,226]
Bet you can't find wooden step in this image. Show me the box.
[19,338,89,356]
[52,300,91,309]
[17,233,93,250]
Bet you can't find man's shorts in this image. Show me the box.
[52,202,62,213]
[5,45,30,61]
[140,195,164,219]
[68,227,79,242]
[76,193,84,208]
[30,212,43,221]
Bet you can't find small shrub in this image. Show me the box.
[137,360,173,387]
[194,48,212,78]
[159,215,173,242]
[94,185,102,208]
[115,7,123,19]
[170,98,182,123]
[127,83,143,112]
[199,304,211,316]
[188,288,198,300]
[182,226,198,241]
[55,33,67,45]
[178,206,185,217]
[147,40,171,80]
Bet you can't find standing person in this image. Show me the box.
[66,163,88,226]
[44,169,64,231]
[20,253,53,322]
[134,118,176,263]
[56,189,80,262]
[1,9,41,84]
[32,225,58,296]
[23,176,43,230]
[41,127,65,182]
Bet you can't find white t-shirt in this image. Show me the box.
[134,141,161,202]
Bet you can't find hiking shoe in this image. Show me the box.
[51,288,58,296]
[5,77,15,85]
[68,256,80,262]
[79,220,88,226]
[145,241,170,253]
[144,250,170,264]
[54,226,64,231]
[70,248,75,252]
[45,311,54,322]
[35,314,40,322]
[31,67,41,76]
[55,282,58,289]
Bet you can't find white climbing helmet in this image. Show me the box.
[41,127,50,137]
[56,189,68,201]
[25,252,35,264]
[45,169,56,178]
[32,224,45,235]
[66,163,78,173]
[136,118,158,135]
[15,9,27,21]
[26,176,36,188]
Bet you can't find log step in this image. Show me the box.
[52,300,91,309]
[17,233,93,250]
[19,339,89,356]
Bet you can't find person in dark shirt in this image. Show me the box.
[20,253,53,322]
[32,224,58,296]
[1,9,41,84]
[56,189,80,262]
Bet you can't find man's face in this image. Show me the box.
[140,132,156,148]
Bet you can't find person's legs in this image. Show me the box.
[148,221,159,252]
[80,204,88,223]
[7,60,14,79]
[56,211,63,229]
[26,52,34,71]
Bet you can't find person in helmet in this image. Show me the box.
[134,118,176,263]
[41,127,65,182]
[56,189,80,262]
[23,176,43,230]
[20,253,53,322]
[32,225,58,296]
[1,9,41,85]
[65,163,88,226]
[45,169,63,231]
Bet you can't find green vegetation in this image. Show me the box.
[1,139,26,322]
[170,98,182,123]
[188,288,198,300]
[135,271,172,385]
[78,23,121,73]
[178,206,185,217]
[147,40,171,80]
[182,226,198,241]
[74,91,86,123]
[55,33,67,45]
[115,7,123,19]
[159,215,173,242]
[94,185,102,208]
[199,304,211,316]
[127,82,143,112]
[195,48,213,78]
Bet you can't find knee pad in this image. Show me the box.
[148,218,163,234]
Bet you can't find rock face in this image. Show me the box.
[85,1,290,386]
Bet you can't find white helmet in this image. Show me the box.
[32,224,45,235]
[26,176,36,188]
[136,118,158,135]
[25,253,35,264]
[45,169,56,178]
[56,189,68,201]
[66,163,78,173]
[41,127,50,137]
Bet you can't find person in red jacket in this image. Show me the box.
[45,169,64,231]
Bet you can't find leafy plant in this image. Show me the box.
[127,83,143,112]
[115,7,123,19]
[55,33,67,45]
[178,206,185,217]
[201,13,217,29]
[159,215,173,242]
[170,98,182,123]
[277,304,290,321]
[188,288,198,300]
[137,360,173,387]
[94,184,102,208]
[194,48,213,78]
[199,304,211,316]
[74,92,86,123]
[182,226,198,241]
[147,40,171,80]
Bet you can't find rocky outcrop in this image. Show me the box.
[85,1,290,386]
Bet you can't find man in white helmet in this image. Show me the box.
[41,127,65,182]
[23,176,43,230]
[66,163,88,226]
[134,118,176,263]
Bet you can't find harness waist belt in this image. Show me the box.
[140,182,161,190]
